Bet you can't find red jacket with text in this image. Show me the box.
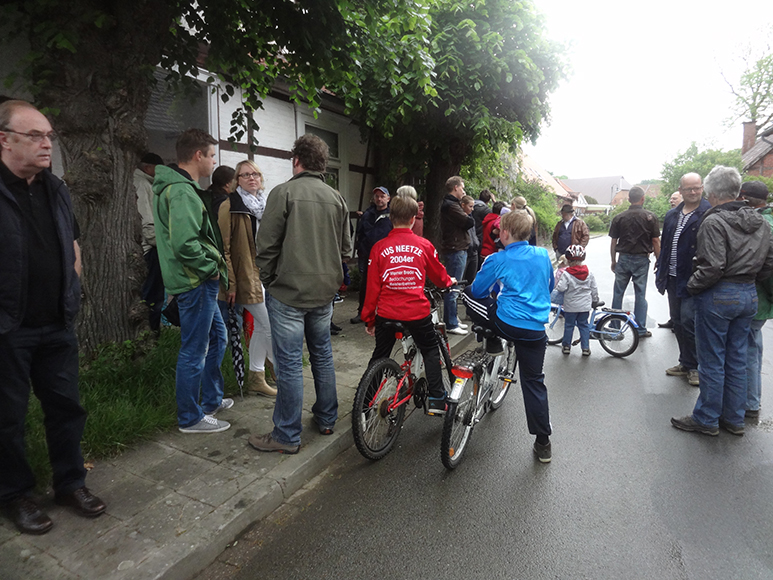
[362,228,453,325]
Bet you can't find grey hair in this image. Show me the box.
[703,166,741,202]
[395,185,417,199]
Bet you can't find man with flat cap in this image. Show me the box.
[551,204,589,262]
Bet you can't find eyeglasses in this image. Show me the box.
[2,129,58,143]
[680,186,703,193]
[238,172,261,180]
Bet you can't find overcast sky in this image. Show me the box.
[523,0,773,184]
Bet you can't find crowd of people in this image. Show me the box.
[2,96,772,535]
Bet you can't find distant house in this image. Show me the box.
[742,122,773,178]
[610,182,661,206]
[562,175,633,205]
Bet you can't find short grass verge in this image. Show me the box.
[25,328,241,491]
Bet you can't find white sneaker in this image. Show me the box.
[447,326,468,336]
[457,323,469,330]
[206,398,234,416]
[179,414,231,434]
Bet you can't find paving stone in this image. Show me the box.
[63,524,161,579]
[0,540,80,580]
[139,451,216,489]
[100,472,170,521]
[21,511,121,564]
[110,440,176,476]
[127,492,213,543]
[0,517,19,545]
[83,459,127,492]
[177,464,259,507]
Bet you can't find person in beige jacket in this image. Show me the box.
[218,160,276,397]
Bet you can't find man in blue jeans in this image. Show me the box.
[609,186,661,337]
[440,176,474,335]
[153,129,232,434]
[671,166,773,437]
[250,134,352,454]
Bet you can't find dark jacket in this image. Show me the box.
[655,199,711,298]
[551,217,589,252]
[356,204,391,259]
[0,168,80,333]
[687,201,773,295]
[256,171,353,308]
[472,199,491,243]
[440,194,474,253]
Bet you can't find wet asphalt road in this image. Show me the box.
[202,236,773,580]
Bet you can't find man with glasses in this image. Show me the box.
[0,100,106,534]
[655,173,711,387]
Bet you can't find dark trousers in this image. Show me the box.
[357,257,368,316]
[371,315,445,398]
[667,276,698,370]
[463,248,479,285]
[142,248,165,331]
[462,287,551,437]
[0,324,87,502]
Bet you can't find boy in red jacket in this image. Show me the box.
[362,196,456,415]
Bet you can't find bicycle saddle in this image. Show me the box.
[383,321,411,337]
[592,300,605,308]
[472,325,497,339]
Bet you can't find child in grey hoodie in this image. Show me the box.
[555,245,598,356]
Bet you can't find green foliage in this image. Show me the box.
[660,143,743,196]
[26,329,241,491]
[584,195,599,204]
[336,0,566,186]
[583,214,606,232]
[644,194,671,223]
[512,177,561,240]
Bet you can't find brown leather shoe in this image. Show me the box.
[54,487,106,518]
[5,496,53,535]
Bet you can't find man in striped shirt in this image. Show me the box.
[655,173,712,387]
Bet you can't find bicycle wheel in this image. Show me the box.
[489,341,516,410]
[545,305,565,345]
[596,315,639,358]
[352,358,406,460]
[441,373,478,469]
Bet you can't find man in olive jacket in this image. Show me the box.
[153,129,231,434]
[249,134,352,454]
[440,176,474,335]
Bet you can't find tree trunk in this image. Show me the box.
[29,4,171,352]
[423,141,466,249]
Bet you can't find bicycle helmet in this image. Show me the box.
[564,244,586,261]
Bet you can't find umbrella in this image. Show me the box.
[226,306,245,400]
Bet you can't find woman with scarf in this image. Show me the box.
[217,160,276,397]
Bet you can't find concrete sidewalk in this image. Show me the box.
[0,295,474,580]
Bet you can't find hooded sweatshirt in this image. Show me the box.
[152,165,228,295]
[687,201,773,295]
[554,264,599,312]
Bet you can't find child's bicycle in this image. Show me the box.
[441,326,517,469]
[351,286,454,461]
[544,301,640,357]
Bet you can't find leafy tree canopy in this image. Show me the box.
[723,35,773,134]
[660,142,742,196]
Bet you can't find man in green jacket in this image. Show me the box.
[153,129,231,434]
[739,180,773,418]
[249,134,352,454]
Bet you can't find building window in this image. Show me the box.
[306,125,340,160]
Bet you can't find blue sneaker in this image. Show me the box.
[426,396,447,416]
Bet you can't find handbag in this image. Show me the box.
[161,295,180,326]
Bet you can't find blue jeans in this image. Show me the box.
[176,279,227,428]
[563,311,590,349]
[266,294,338,446]
[692,282,758,427]
[666,276,697,370]
[746,319,766,412]
[612,253,650,333]
[442,250,467,328]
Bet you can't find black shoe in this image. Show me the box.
[658,320,674,329]
[719,418,745,436]
[670,415,719,436]
[4,496,53,535]
[426,396,447,416]
[745,409,760,419]
[350,314,362,324]
[330,322,342,332]
[54,486,106,518]
[533,440,552,463]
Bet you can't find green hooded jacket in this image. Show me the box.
[152,165,228,295]
[756,207,773,321]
